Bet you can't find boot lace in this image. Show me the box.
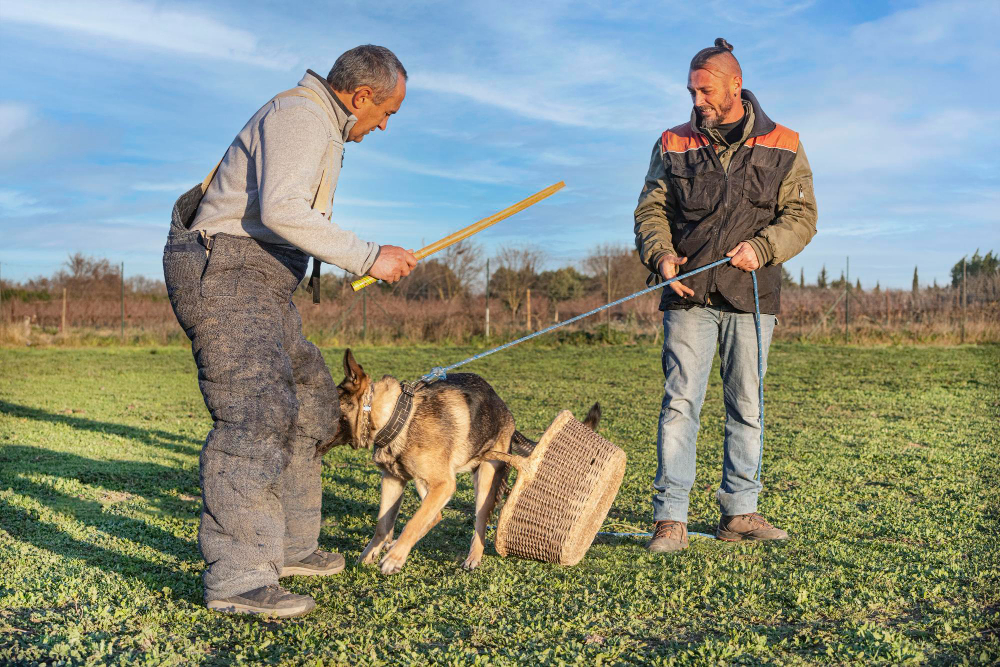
[744,512,771,528]
[653,520,684,540]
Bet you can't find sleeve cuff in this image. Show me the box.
[360,244,381,275]
[746,237,774,267]
[647,251,666,274]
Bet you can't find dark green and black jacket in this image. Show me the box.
[634,90,817,314]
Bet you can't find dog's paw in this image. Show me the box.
[379,549,407,575]
[359,537,390,565]
[461,555,481,571]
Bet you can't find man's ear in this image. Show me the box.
[343,348,364,386]
[351,85,374,110]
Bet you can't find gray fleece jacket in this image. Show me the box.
[191,71,380,276]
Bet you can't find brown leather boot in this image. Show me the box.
[716,512,788,542]
[647,520,689,553]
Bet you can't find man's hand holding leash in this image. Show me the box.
[726,241,760,272]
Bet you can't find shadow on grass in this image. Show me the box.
[0,443,203,600]
[0,400,202,454]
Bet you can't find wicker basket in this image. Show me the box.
[489,410,626,566]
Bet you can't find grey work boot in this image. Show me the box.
[716,512,789,542]
[206,585,316,618]
[647,520,689,553]
[280,550,346,577]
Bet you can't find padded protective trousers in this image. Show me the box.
[163,225,339,602]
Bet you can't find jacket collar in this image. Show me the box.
[688,88,776,140]
[301,69,357,143]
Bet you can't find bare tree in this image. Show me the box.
[396,260,459,300]
[493,244,544,315]
[440,241,484,298]
[583,242,648,299]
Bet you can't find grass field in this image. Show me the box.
[1,343,998,664]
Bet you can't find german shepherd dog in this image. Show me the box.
[332,349,599,575]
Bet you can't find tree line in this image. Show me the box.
[3,247,997,309]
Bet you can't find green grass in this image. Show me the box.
[1,343,998,665]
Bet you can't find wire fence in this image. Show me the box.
[1,258,997,346]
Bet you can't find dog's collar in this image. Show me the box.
[372,381,424,450]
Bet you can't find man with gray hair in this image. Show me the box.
[163,45,416,617]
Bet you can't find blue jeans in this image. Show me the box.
[652,304,775,523]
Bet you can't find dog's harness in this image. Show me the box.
[360,380,425,450]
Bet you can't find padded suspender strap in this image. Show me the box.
[200,86,340,303]
[201,87,335,214]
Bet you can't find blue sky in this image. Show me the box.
[1,0,997,288]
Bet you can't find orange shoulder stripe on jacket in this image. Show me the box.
[747,124,799,152]
[661,124,709,154]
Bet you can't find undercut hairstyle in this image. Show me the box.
[690,38,742,78]
[327,45,408,104]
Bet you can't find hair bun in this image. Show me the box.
[714,38,734,52]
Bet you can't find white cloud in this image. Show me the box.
[0,189,59,216]
[410,71,601,129]
[333,197,414,208]
[537,151,587,167]
[706,0,815,26]
[850,0,1000,66]
[360,151,532,186]
[0,103,34,143]
[131,181,196,193]
[404,6,687,132]
[0,0,296,70]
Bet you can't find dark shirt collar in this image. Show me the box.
[305,69,354,117]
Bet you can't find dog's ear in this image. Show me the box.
[342,348,365,388]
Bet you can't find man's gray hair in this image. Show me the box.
[327,45,407,104]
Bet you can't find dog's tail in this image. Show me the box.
[493,403,602,504]
[491,429,532,504]
[582,402,602,430]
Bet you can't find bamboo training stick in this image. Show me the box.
[351,181,565,291]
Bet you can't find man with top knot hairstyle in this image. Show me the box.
[634,38,817,552]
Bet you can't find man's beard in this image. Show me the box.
[696,94,734,129]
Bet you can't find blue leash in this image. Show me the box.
[421,257,737,382]
[422,255,766,538]
[752,271,764,481]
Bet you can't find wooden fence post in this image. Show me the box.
[844,257,850,343]
[525,288,531,329]
[961,258,967,343]
[61,288,67,335]
[606,256,611,328]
